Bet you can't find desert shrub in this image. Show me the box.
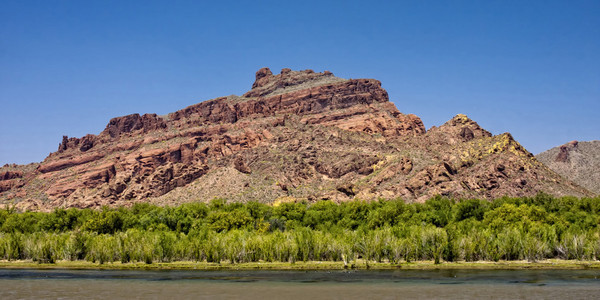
[0,195,598,263]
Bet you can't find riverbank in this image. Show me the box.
[1,259,599,270]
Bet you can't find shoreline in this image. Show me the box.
[1,259,599,271]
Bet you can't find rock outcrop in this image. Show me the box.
[554,140,579,163]
[0,68,593,211]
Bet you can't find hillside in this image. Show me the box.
[0,68,592,210]
[536,140,600,195]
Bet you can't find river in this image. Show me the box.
[1,269,599,299]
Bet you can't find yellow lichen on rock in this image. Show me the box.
[488,134,511,154]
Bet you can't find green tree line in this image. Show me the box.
[1,194,599,264]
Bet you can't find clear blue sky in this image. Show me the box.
[1,0,599,165]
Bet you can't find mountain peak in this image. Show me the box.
[450,113,470,123]
[244,67,342,98]
[425,114,492,144]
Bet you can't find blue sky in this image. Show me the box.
[1,0,599,165]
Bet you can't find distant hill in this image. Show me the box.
[536,140,600,195]
[0,68,592,211]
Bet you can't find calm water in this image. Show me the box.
[1,269,599,299]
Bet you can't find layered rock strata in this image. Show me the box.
[0,68,592,210]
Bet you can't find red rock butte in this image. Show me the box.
[0,68,593,210]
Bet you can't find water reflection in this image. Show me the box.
[1,269,599,299]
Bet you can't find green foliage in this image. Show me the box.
[0,194,599,264]
[207,209,253,232]
[453,199,487,222]
[303,200,339,230]
[81,209,123,234]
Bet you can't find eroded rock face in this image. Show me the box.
[103,113,167,138]
[251,67,274,89]
[0,171,24,193]
[0,170,22,180]
[0,68,593,211]
[314,153,378,178]
[245,68,330,98]
[555,140,579,162]
[170,72,425,137]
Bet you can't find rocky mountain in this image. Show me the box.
[536,140,600,195]
[0,68,592,210]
